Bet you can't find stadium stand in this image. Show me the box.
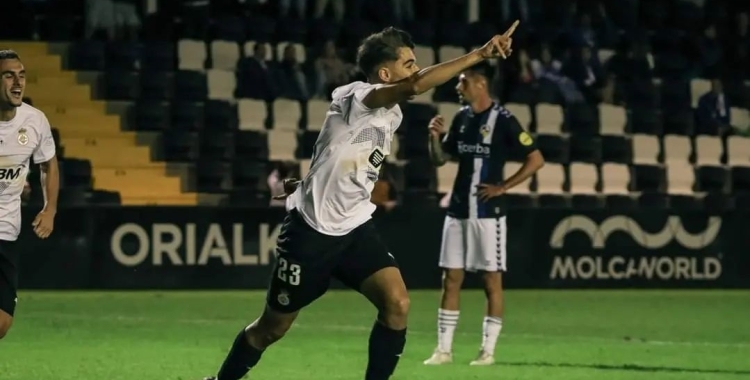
[2,0,750,210]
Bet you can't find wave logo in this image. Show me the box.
[549,216,722,250]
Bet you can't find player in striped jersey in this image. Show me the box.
[423,62,544,366]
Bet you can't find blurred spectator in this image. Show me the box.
[314,0,345,22]
[279,0,307,18]
[85,0,141,41]
[237,42,279,128]
[699,24,723,78]
[314,41,356,99]
[392,0,414,25]
[279,45,311,102]
[268,161,300,207]
[531,44,584,104]
[696,79,731,135]
[562,45,605,105]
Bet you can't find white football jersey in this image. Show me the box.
[288,81,403,236]
[0,103,56,241]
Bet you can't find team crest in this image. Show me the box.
[17,127,28,146]
[519,132,533,146]
[479,124,491,138]
[277,289,290,306]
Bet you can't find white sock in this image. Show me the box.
[437,308,459,353]
[481,316,503,355]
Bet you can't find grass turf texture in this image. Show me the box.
[1,290,749,380]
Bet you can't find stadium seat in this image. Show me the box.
[535,135,569,164]
[174,71,207,101]
[601,135,633,163]
[162,131,199,161]
[629,107,663,135]
[141,42,175,71]
[535,163,566,194]
[437,102,462,121]
[199,131,235,161]
[299,159,312,179]
[731,167,750,192]
[276,42,307,63]
[404,158,435,191]
[134,101,170,131]
[177,39,207,70]
[504,194,535,208]
[268,130,297,160]
[731,107,750,131]
[599,104,627,135]
[666,163,695,194]
[438,45,466,62]
[105,42,140,70]
[58,188,90,206]
[504,103,531,129]
[273,99,303,131]
[601,163,631,194]
[102,70,138,101]
[604,194,637,209]
[61,158,93,189]
[437,162,458,194]
[632,164,666,192]
[503,162,531,193]
[296,130,319,159]
[232,160,268,190]
[571,194,603,209]
[196,161,232,192]
[702,192,731,212]
[638,192,669,208]
[413,45,435,67]
[307,100,329,131]
[140,71,173,100]
[565,103,599,135]
[671,194,703,210]
[172,102,205,131]
[207,69,237,101]
[569,163,598,194]
[694,136,723,165]
[238,99,268,131]
[727,136,750,166]
[663,135,693,164]
[205,100,238,131]
[535,104,564,134]
[663,109,695,135]
[631,134,660,164]
[690,79,711,108]
[67,41,106,71]
[538,194,570,208]
[234,131,269,161]
[210,40,241,70]
[569,136,602,163]
[695,166,729,193]
[91,190,122,205]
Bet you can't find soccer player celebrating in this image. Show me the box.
[423,61,544,366]
[203,22,519,380]
[0,50,59,340]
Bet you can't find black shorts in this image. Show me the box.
[0,240,19,316]
[266,209,398,313]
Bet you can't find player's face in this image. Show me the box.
[455,72,485,104]
[382,47,419,83]
[0,59,25,108]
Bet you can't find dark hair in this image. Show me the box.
[356,27,415,78]
[463,62,494,82]
[0,50,20,61]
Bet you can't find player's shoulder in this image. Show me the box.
[332,81,379,100]
[493,103,514,119]
[18,102,45,118]
[17,103,49,127]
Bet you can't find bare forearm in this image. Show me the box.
[413,50,485,95]
[40,158,59,213]
[428,135,449,166]
[504,153,544,190]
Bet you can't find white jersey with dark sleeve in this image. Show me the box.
[287,81,403,236]
[0,103,56,241]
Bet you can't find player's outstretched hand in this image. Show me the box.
[272,178,301,200]
[32,210,54,239]
[478,20,519,59]
[428,115,445,137]
[475,183,507,201]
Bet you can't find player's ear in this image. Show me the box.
[377,66,391,83]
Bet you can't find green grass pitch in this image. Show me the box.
[1,290,749,380]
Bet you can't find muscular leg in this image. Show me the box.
[359,267,410,380]
[214,307,298,380]
[0,309,13,340]
[436,268,464,354]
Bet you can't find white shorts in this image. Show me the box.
[439,216,507,272]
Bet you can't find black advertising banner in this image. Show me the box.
[526,210,747,288]
[14,206,750,290]
[90,207,287,289]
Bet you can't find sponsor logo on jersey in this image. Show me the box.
[368,148,385,168]
[457,141,491,155]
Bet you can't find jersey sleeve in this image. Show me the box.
[33,114,56,163]
[503,115,538,155]
[338,82,385,124]
[441,112,462,156]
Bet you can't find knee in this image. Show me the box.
[442,269,464,292]
[0,315,12,340]
[482,272,503,295]
[381,293,410,327]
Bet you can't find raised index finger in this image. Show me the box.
[503,20,520,37]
